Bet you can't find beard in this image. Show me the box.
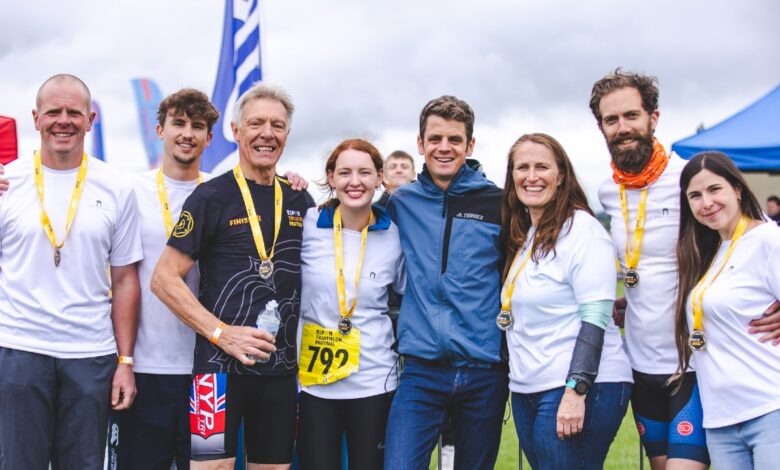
[608,131,654,174]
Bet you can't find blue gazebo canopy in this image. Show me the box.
[672,84,780,171]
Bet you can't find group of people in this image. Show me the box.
[0,70,779,470]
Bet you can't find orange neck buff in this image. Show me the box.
[611,138,669,189]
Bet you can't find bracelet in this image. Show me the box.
[118,355,134,366]
[210,321,226,345]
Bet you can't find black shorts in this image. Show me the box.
[631,370,709,464]
[190,373,297,464]
[297,391,394,470]
[108,373,191,470]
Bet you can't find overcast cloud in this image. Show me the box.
[2,0,778,206]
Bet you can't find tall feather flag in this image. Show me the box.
[130,78,164,168]
[201,0,262,173]
[90,100,105,161]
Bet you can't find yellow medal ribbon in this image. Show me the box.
[232,164,282,278]
[500,242,535,312]
[156,168,202,238]
[298,205,373,386]
[619,185,648,284]
[34,150,88,267]
[333,205,374,328]
[690,215,751,333]
[496,236,534,330]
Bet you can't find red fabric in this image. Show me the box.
[0,116,18,165]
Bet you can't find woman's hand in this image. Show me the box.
[556,387,586,439]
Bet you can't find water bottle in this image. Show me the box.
[253,300,280,363]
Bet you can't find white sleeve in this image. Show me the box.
[568,215,617,305]
[765,241,780,300]
[109,181,143,266]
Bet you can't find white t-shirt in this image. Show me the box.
[686,222,780,428]
[507,210,633,394]
[598,153,685,374]
[298,207,405,400]
[132,170,210,374]
[0,156,143,358]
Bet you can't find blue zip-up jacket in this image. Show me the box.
[386,160,503,367]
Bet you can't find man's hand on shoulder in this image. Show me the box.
[283,171,308,192]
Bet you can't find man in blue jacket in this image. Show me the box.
[384,95,507,469]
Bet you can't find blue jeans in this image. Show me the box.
[512,382,631,470]
[384,358,508,470]
[706,408,780,469]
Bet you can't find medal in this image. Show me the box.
[333,206,373,338]
[624,269,639,289]
[496,309,513,331]
[619,185,648,290]
[689,215,751,354]
[499,236,535,331]
[34,151,88,269]
[233,164,282,280]
[338,316,353,335]
[259,259,274,279]
[688,330,707,351]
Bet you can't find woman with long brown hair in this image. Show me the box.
[673,151,780,469]
[500,133,632,469]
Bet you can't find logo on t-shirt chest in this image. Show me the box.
[287,209,303,228]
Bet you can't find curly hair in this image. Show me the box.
[589,68,659,123]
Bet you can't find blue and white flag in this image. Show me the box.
[90,100,105,161]
[201,0,262,173]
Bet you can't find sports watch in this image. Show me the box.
[565,378,589,395]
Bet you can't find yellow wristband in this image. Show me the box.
[118,355,134,366]
[210,321,226,345]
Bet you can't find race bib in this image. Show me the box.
[298,323,360,386]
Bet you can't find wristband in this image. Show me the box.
[210,321,226,345]
[118,355,134,366]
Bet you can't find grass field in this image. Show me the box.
[429,403,651,469]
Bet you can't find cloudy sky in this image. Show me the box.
[2,0,778,206]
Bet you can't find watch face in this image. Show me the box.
[575,381,589,395]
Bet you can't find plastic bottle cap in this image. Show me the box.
[266,300,278,309]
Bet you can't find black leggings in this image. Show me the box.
[297,391,394,470]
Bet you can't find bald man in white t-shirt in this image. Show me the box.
[0,74,143,469]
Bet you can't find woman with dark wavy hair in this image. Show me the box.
[673,151,780,469]
[500,133,632,469]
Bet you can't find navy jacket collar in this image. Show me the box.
[316,204,392,231]
[418,159,491,195]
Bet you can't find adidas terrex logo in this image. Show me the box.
[454,212,484,221]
